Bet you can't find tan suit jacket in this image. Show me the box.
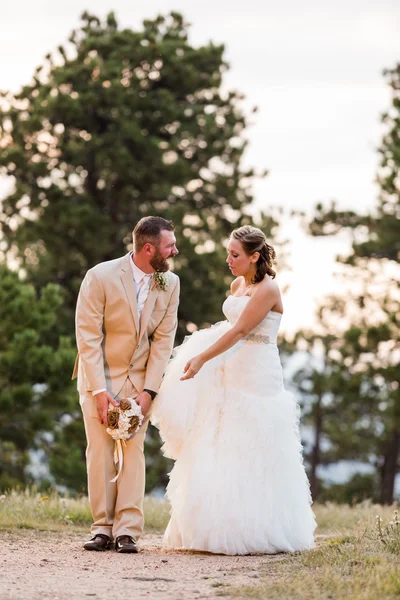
[72,253,180,397]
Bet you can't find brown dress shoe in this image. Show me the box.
[83,534,111,551]
[115,535,138,553]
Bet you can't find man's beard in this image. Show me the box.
[150,248,171,273]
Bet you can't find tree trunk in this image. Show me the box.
[379,428,400,504]
[310,395,323,500]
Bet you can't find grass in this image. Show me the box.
[0,488,170,533]
[223,503,400,600]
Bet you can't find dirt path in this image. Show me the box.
[0,530,293,599]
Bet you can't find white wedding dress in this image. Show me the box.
[151,295,316,555]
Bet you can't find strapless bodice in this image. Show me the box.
[222,295,282,344]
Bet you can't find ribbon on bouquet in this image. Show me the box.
[110,439,127,483]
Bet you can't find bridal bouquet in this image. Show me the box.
[106,398,144,482]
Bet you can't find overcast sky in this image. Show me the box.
[1,0,399,332]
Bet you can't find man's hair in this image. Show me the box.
[133,216,174,252]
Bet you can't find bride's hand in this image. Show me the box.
[180,355,205,380]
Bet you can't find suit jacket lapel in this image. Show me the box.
[120,253,140,336]
[138,282,158,343]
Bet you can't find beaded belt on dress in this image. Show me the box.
[243,333,271,344]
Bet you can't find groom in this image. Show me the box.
[72,216,179,553]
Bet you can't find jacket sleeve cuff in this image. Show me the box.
[92,388,107,396]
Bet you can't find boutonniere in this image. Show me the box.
[153,271,169,291]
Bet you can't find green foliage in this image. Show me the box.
[0,11,277,493]
[318,474,379,504]
[293,279,399,503]
[0,10,276,340]
[48,418,87,493]
[303,63,400,504]
[144,425,173,493]
[0,267,76,490]
[310,63,400,264]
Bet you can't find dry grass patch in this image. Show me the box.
[0,489,169,533]
[225,503,400,600]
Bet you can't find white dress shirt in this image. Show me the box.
[92,254,153,396]
[130,253,153,319]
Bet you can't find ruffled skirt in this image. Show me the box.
[151,321,316,555]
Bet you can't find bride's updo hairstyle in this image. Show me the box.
[231,226,276,284]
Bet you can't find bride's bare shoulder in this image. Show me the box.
[253,275,280,298]
[230,277,243,294]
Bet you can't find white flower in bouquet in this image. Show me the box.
[106,397,144,481]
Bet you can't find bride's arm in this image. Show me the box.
[180,280,280,380]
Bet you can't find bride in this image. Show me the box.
[151,225,316,555]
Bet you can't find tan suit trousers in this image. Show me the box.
[80,379,150,540]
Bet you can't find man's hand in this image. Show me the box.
[95,391,119,425]
[135,391,153,417]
